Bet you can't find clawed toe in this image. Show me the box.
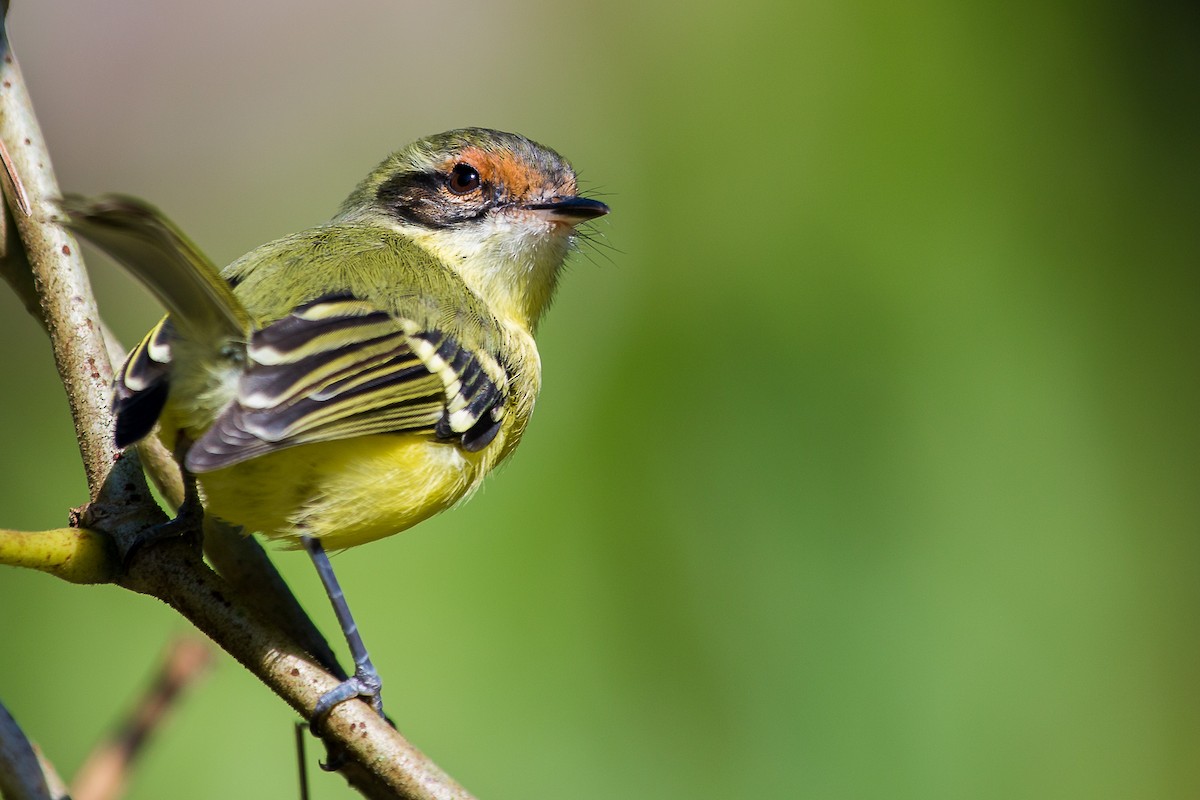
[311,669,384,727]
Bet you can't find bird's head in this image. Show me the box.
[338,128,609,329]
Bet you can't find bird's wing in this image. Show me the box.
[112,317,175,448]
[184,293,508,473]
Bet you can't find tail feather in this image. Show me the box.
[57,194,251,343]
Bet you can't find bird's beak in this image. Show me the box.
[525,196,610,225]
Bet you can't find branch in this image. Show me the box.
[0,42,122,497]
[71,637,215,800]
[0,525,116,583]
[118,536,475,800]
[0,23,479,800]
[201,520,347,683]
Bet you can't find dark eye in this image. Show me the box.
[447,163,481,195]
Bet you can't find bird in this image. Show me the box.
[60,127,609,722]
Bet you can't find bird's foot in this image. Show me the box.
[122,493,204,564]
[312,666,385,728]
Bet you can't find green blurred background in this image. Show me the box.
[2,1,1198,798]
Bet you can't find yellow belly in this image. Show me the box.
[196,433,485,550]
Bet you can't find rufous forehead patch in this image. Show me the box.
[438,146,576,199]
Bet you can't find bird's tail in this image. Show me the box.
[57,194,251,343]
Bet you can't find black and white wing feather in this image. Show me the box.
[184,294,508,472]
[112,318,176,448]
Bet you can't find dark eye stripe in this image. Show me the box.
[377,169,492,229]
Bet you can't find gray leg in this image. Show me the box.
[301,536,385,722]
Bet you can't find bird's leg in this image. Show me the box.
[169,437,205,525]
[148,436,205,538]
[123,438,204,562]
[302,535,385,724]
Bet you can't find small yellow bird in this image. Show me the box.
[62,128,608,719]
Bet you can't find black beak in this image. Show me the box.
[525,195,610,224]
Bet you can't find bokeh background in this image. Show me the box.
[1,1,1198,798]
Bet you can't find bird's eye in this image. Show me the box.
[447,163,481,195]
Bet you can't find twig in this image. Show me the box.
[71,637,215,800]
[296,724,312,800]
[34,750,70,800]
[0,525,117,583]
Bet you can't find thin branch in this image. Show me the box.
[296,724,312,800]
[72,637,215,800]
[34,750,70,800]
[0,525,117,583]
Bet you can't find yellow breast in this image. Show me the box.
[197,433,490,550]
